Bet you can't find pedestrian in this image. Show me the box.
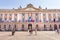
[12,28,15,36]
[28,26,33,35]
[57,29,59,34]
[35,29,37,35]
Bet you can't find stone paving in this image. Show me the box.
[0,31,60,40]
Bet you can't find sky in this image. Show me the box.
[0,0,60,9]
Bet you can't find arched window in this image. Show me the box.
[8,25,11,31]
[28,24,32,29]
[14,25,17,31]
[0,25,1,31]
[36,24,39,30]
[49,25,53,31]
[22,24,24,31]
[54,18,55,22]
[58,18,60,22]
[59,25,60,29]
[54,24,57,30]
[4,25,6,31]
[44,24,47,31]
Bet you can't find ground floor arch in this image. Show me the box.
[28,23,32,30]
[54,24,57,30]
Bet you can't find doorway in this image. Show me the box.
[28,24,32,30]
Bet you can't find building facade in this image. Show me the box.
[0,4,60,31]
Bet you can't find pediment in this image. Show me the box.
[25,8,36,11]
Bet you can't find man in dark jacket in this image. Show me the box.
[12,28,15,36]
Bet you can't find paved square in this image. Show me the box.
[0,31,60,40]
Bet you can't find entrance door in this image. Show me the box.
[54,24,57,30]
[28,24,32,30]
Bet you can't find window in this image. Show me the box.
[5,18,7,21]
[0,18,2,22]
[9,18,12,21]
[28,17,31,22]
[4,25,6,30]
[44,24,47,31]
[58,18,60,22]
[48,14,51,16]
[9,14,12,16]
[8,25,11,31]
[36,18,38,22]
[14,25,17,31]
[43,14,46,16]
[22,18,24,22]
[36,24,39,30]
[22,13,25,16]
[53,18,55,22]
[53,14,56,18]
[0,25,1,31]
[0,14,3,16]
[14,18,17,22]
[22,24,24,31]
[49,18,51,22]
[15,14,17,16]
[35,13,38,16]
[59,25,60,29]
[43,18,46,23]
[5,14,7,16]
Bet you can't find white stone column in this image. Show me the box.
[25,13,28,22]
[12,14,14,21]
[41,13,43,22]
[46,13,49,22]
[32,13,35,21]
[20,13,22,22]
[7,14,9,21]
[38,13,41,22]
[17,14,20,22]
[2,14,4,21]
[56,13,58,21]
[51,14,53,21]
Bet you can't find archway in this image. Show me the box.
[22,24,24,31]
[14,24,17,31]
[0,25,1,31]
[28,24,32,30]
[54,24,57,30]
[36,24,39,31]
[44,24,47,31]
[49,25,53,31]
[59,25,60,29]
[8,25,11,31]
[4,25,6,31]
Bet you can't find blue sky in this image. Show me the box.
[0,0,60,9]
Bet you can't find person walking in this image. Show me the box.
[12,28,15,36]
[57,29,59,34]
[28,26,33,35]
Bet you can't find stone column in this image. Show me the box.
[12,14,14,21]
[32,13,35,21]
[2,14,4,21]
[46,13,49,22]
[38,13,41,22]
[41,13,43,22]
[20,13,22,22]
[56,13,58,22]
[7,14,9,21]
[51,14,53,21]
[17,14,20,22]
[25,13,28,22]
